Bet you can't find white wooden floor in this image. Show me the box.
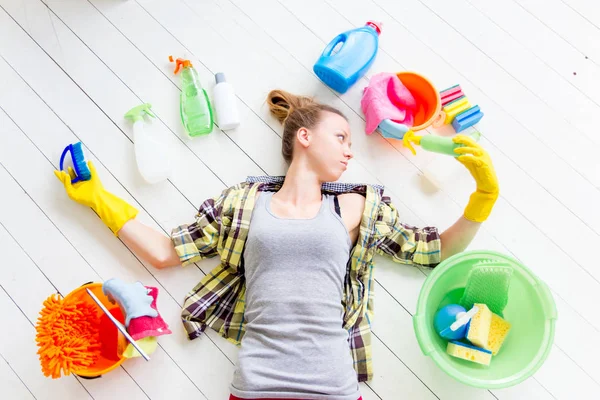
[1,0,600,399]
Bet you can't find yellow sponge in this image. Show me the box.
[123,336,158,358]
[443,96,471,124]
[466,303,492,349]
[447,341,492,366]
[487,313,511,355]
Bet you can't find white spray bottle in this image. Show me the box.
[125,103,171,184]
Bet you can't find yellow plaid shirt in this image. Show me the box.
[171,176,441,382]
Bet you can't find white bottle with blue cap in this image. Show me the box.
[213,72,240,131]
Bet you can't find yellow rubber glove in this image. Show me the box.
[453,135,499,222]
[54,161,138,236]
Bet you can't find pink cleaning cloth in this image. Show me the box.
[127,286,172,341]
[361,72,417,135]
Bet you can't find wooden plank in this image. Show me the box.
[466,0,600,106]
[559,0,600,29]
[516,0,600,64]
[535,342,600,398]
[0,354,36,400]
[369,336,437,400]
[417,0,600,140]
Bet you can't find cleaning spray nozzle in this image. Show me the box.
[169,55,192,74]
[125,103,156,123]
[402,130,421,156]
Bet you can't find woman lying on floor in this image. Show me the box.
[55,89,498,400]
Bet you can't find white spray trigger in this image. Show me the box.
[450,305,479,331]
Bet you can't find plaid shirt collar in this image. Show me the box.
[245,175,385,195]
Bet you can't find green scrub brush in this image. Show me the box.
[59,142,91,183]
[459,260,513,316]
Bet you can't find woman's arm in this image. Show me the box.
[375,134,498,267]
[118,220,181,269]
[439,217,481,261]
[54,161,179,269]
[55,161,225,269]
[439,134,499,261]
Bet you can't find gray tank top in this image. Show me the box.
[230,191,361,400]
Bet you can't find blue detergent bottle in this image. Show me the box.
[313,21,382,94]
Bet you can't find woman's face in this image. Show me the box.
[302,111,353,182]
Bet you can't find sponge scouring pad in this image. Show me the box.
[488,313,511,355]
[447,341,492,366]
[466,303,492,349]
[459,261,513,316]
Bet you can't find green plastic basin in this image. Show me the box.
[413,250,557,389]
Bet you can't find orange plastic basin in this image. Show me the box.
[396,71,442,131]
[63,282,126,378]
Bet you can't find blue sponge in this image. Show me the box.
[452,105,483,132]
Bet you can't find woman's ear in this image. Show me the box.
[296,127,311,149]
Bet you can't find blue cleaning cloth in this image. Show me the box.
[103,278,158,327]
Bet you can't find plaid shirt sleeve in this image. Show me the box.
[170,188,228,266]
[375,197,441,267]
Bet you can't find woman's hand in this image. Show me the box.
[54,161,107,208]
[453,135,499,223]
[54,161,138,235]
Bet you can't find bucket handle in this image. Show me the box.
[321,33,348,57]
[432,111,446,128]
[413,314,436,356]
[535,281,558,321]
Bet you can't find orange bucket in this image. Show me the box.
[396,71,442,131]
[377,72,442,140]
[63,282,127,378]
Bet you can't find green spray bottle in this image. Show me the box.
[403,130,481,157]
[169,56,214,137]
